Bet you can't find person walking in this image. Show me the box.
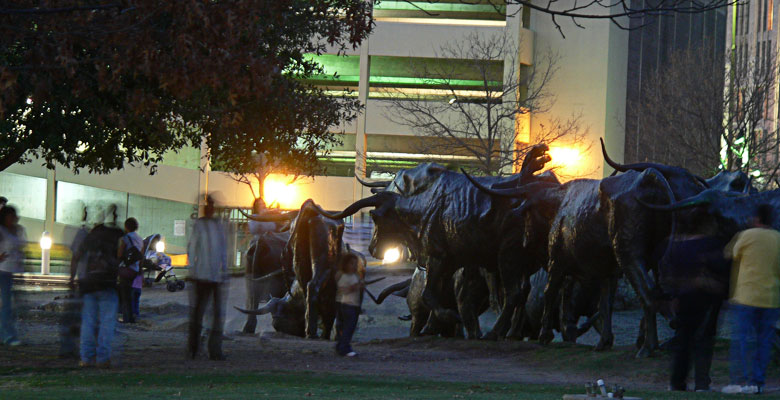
[0,206,25,346]
[78,207,124,368]
[334,253,362,357]
[721,204,780,395]
[60,206,90,358]
[187,195,228,360]
[117,218,143,324]
[658,210,729,392]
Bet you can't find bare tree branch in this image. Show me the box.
[632,46,780,189]
[382,30,587,176]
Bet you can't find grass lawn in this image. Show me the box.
[0,368,774,399]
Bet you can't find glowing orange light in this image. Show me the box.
[547,146,586,178]
[263,176,300,209]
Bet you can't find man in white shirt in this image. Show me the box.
[187,195,228,360]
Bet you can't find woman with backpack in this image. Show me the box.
[118,218,143,324]
[0,205,25,346]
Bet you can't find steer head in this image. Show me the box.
[638,189,780,239]
[601,138,708,199]
[306,191,410,262]
[706,171,756,194]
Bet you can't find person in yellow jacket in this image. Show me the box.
[721,205,780,395]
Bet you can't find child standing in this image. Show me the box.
[335,254,361,357]
[131,268,143,320]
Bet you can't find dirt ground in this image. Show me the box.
[2,270,778,394]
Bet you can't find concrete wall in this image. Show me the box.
[530,4,629,178]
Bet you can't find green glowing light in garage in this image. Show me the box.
[373,1,506,14]
[303,54,503,89]
[309,75,500,88]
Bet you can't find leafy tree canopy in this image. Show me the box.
[0,1,372,174]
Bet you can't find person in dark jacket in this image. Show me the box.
[77,205,123,368]
[659,208,729,392]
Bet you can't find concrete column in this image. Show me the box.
[354,37,371,204]
[505,4,529,174]
[44,168,56,232]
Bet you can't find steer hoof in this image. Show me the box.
[480,331,499,341]
[635,346,654,358]
[538,329,554,345]
[594,336,613,352]
[562,326,578,343]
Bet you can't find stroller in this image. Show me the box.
[141,234,186,292]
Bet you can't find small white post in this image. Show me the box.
[40,231,52,275]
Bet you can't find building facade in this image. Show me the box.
[1,1,634,258]
[623,0,728,175]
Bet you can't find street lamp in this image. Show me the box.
[155,240,165,253]
[382,247,401,265]
[40,231,52,275]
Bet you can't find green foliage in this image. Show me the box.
[0,1,373,175]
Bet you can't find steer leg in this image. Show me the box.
[421,258,460,324]
[539,260,564,345]
[242,277,260,334]
[637,304,658,358]
[507,275,532,339]
[410,311,429,336]
[454,268,482,339]
[594,277,616,351]
[483,258,523,340]
[319,299,336,340]
[305,265,330,339]
[619,257,658,358]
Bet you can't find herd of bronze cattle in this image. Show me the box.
[236,139,764,357]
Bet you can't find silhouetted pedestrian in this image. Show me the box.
[659,209,729,392]
[0,205,25,346]
[60,206,90,358]
[78,205,123,368]
[118,218,142,324]
[722,204,780,395]
[187,195,228,360]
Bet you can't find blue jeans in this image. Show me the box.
[0,271,18,343]
[80,289,118,363]
[131,288,141,317]
[335,303,359,355]
[729,303,780,387]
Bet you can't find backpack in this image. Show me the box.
[118,235,143,280]
[78,224,123,294]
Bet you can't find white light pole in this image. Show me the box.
[40,231,52,275]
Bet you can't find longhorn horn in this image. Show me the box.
[374,278,412,304]
[636,189,718,211]
[600,137,662,173]
[239,208,299,222]
[355,174,392,188]
[233,299,278,316]
[309,192,395,219]
[252,269,284,282]
[601,138,710,186]
[364,277,386,285]
[461,169,556,198]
